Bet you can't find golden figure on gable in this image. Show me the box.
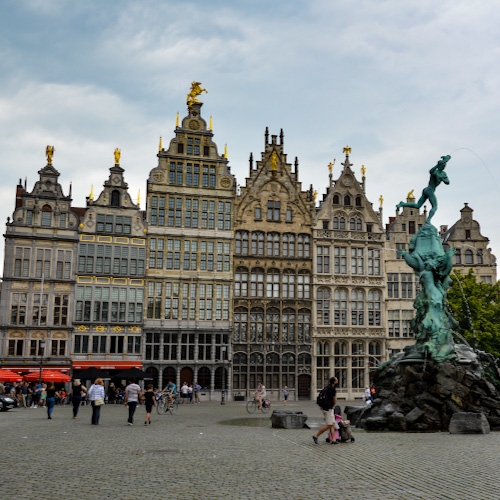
[379,195,384,206]
[270,151,278,171]
[328,159,336,172]
[114,148,121,165]
[187,81,207,108]
[343,145,352,156]
[361,165,366,177]
[46,145,54,165]
[407,189,415,199]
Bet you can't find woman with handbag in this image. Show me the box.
[88,378,105,425]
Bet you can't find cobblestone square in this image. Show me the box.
[1,401,499,499]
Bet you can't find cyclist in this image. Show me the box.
[162,380,177,404]
[253,382,266,410]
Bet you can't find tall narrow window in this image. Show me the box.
[317,288,330,325]
[111,190,120,207]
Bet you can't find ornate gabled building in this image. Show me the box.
[71,152,147,377]
[441,203,497,284]
[0,147,78,375]
[233,129,315,400]
[384,193,427,354]
[144,92,235,398]
[312,149,387,399]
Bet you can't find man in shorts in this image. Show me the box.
[162,380,176,404]
[312,377,338,445]
[254,382,266,410]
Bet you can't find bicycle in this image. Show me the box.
[246,397,271,414]
[156,393,179,415]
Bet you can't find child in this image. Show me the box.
[144,384,156,425]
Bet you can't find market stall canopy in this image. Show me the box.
[0,369,23,382]
[23,370,72,383]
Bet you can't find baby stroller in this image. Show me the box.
[326,405,355,443]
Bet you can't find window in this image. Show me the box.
[51,339,66,356]
[333,217,338,229]
[317,246,330,273]
[333,341,348,389]
[351,248,363,275]
[316,342,330,389]
[339,217,345,230]
[251,232,265,256]
[235,231,249,255]
[401,273,413,299]
[334,247,347,274]
[388,310,400,337]
[267,201,280,221]
[317,288,330,325]
[465,249,473,264]
[368,290,381,326]
[465,229,471,240]
[297,272,310,299]
[8,338,25,356]
[185,198,199,228]
[368,249,380,276]
[31,294,48,325]
[409,221,416,234]
[53,295,69,326]
[234,309,248,342]
[396,243,406,259]
[41,205,52,226]
[27,210,33,225]
[344,195,351,206]
[282,270,295,299]
[250,268,265,297]
[74,335,89,354]
[250,309,264,342]
[355,196,362,207]
[11,293,27,325]
[334,289,347,325]
[283,234,295,257]
[297,309,311,342]
[266,310,280,343]
[282,309,295,343]
[455,250,462,265]
[235,268,248,297]
[352,341,365,390]
[267,233,280,256]
[14,247,31,277]
[266,269,280,298]
[111,190,120,206]
[286,209,292,222]
[333,195,339,204]
[255,206,262,220]
[351,289,364,325]
[56,250,72,279]
[297,235,310,258]
[387,273,399,298]
[35,249,51,278]
[149,238,164,269]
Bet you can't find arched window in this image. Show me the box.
[352,341,365,389]
[344,195,351,206]
[333,194,339,204]
[465,249,473,265]
[333,217,339,230]
[41,205,52,227]
[368,290,381,326]
[250,268,264,297]
[235,267,248,297]
[162,366,176,385]
[235,231,249,255]
[298,352,311,365]
[339,217,345,230]
[356,219,362,231]
[350,218,356,230]
[282,270,295,299]
[334,289,347,325]
[369,341,382,369]
[265,352,280,388]
[316,341,330,388]
[266,269,280,298]
[198,367,211,388]
[249,352,264,389]
[145,366,159,389]
[233,353,247,390]
[250,308,264,342]
[266,308,280,342]
[283,233,295,257]
[234,307,248,342]
[111,189,120,207]
[455,250,462,265]
[251,232,265,255]
[334,341,348,389]
[282,352,296,388]
[297,309,310,342]
[267,232,280,257]
[297,271,310,299]
[282,308,295,343]
[351,289,364,326]
[317,288,330,325]
[477,250,483,264]
[355,196,362,207]
[298,234,310,258]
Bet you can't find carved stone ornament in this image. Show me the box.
[152,171,164,183]
[342,174,353,187]
[8,330,25,339]
[189,119,200,130]
[220,177,231,188]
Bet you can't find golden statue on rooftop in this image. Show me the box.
[343,145,351,156]
[361,165,366,177]
[114,148,121,165]
[46,145,54,165]
[313,190,318,201]
[187,82,207,109]
[379,195,384,206]
[328,159,336,172]
[408,189,415,199]
[270,151,278,171]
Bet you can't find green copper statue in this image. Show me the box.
[399,155,457,362]
[396,155,451,223]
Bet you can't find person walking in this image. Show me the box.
[21,382,29,408]
[124,377,142,425]
[180,382,189,404]
[88,378,105,425]
[71,379,87,419]
[143,384,155,425]
[313,377,338,445]
[194,382,201,404]
[46,383,56,419]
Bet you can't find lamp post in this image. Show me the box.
[220,346,226,405]
[38,340,46,385]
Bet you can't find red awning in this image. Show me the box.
[2,366,70,373]
[73,361,142,370]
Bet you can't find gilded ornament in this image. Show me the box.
[187,81,207,108]
[270,151,278,171]
[46,145,55,165]
[114,148,121,165]
[343,145,351,156]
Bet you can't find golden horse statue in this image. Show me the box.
[187,82,207,108]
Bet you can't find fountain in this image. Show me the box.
[347,155,500,432]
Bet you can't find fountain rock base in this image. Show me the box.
[348,348,500,432]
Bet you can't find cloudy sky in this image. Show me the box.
[1,0,499,266]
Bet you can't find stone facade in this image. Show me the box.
[72,160,146,376]
[441,203,497,284]
[233,129,315,400]
[312,152,387,399]
[0,157,78,374]
[143,101,235,398]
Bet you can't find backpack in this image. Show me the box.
[316,386,330,409]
